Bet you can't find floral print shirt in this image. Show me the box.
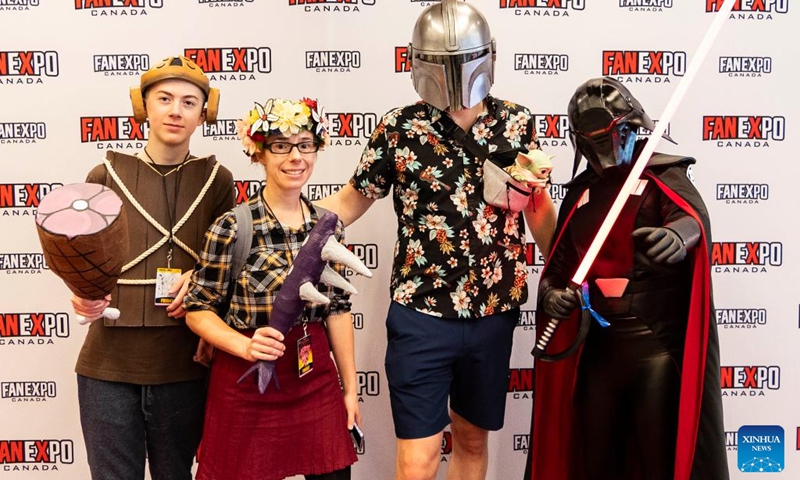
[351,96,541,318]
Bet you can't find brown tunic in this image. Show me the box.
[75,151,234,384]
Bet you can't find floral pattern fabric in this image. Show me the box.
[351,96,541,318]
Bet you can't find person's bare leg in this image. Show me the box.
[445,411,489,480]
[395,433,443,480]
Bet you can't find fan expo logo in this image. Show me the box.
[345,244,378,276]
[703,115,785,148]
[532,114,568,147]
[234,180,266,205]
[80,116,148,150]
[716,183,769,204]
[307,183,344,201]
[508,368,533,400]
[198,0,254,8]
[0,439,74,473]
[327,112,378,146]
[603,50,686,83]
[498,0,584,17]
[441,431,452,462]
[306,50,361,73]
[1,381,56,403]
[289,0,375,13]
[0,313,70,346]
[737,425,784,472]
[525,242,546,273]
[706,0,788,20]
[74,0,163,16]
[619,0,672,11]
[720,365,780,397]
[716,308,767,330]
[93,54,149,77]
[513,434,530,454]
[203,119,238,143]
[712,241,782,273]
[395,46,410,73]
[514,53,569,76]
[356,370,380,402]
[719,56,772,78]
[0,253,48,274]
[518,309,536,330]
[0,122,46,145]
[184,48,272,82]
[1,183,62,217]
[0,0,39,11]
[0,51,59,85]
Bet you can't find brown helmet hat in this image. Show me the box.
[130,56,220,124]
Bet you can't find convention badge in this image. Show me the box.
[297,333,314,378]
[154,267,182,306]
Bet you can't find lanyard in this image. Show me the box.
[145,147,189,268]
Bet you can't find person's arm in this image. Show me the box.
[185,311,285,361]
[523,187,557,260]
[326,311,360,430]
[314,183,375,227]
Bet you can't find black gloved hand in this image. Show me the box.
[632,226,686,264]
[541,288,580,320]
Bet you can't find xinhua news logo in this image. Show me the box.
[737,425,784,473]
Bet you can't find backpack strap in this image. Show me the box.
[219,202,253,319]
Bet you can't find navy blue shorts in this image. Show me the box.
[384,301,519,439]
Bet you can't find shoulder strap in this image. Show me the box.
[435,113,489,162]
[229,202,253,283]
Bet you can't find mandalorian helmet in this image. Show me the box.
[130,56,220,124]
[409,0,495,111]
[567,77,674,176]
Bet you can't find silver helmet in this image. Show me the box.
[409,0,495,111]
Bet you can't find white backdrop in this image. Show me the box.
[0,1,797,479]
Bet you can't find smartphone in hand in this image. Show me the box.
[350,423,364,450]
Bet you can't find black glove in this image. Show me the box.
[632,226,686,264]
[541,288,580,320]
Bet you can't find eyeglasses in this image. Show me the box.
[264,141,320,155]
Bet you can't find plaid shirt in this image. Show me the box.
[185,191,350,329]
[351,96,540,319]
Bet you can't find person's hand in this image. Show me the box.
[193,338,214,367]
[343,390,361,431]
[632,227,686,264]
[244,326,286,362]
[71,294,111,322]
[166,271,193,318]
[541,288,580,320]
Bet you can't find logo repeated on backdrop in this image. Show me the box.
[702,115,785,148]
[394,46,411,73]
[0,253,48,275]
[718,56,772,78]
[202,119,238,143]
[92,54,150,77]
[0,50,58,85]
[441,430,452,463]
[234,180,266,205]
[305,50,362,73]
[0,381,57,403]
[356,370,380,402]
[532,113,569,148]
[80,115,148,150]
[288,0,375,13]
[711,241,782,273]
[716,308,767,330]
[513,434,530,454]
[508,368,533,400]
[409,0,441,7]
[525,242,546,274]
[184,48,272,82]
[326,111,378,147]
[619,0,673,12]
[726,430,738,451]
[0,122,46,145]
[602,49,686,84]
[0,312,70,346]
[0,0,39,11]
[737,425,784,473]
[74,0,163,17]
[351,312,363,330]
[720,365,780,397]
[715,183,769,205]
[0,183,62,217]
[498,0,585,17]
[345,243,378,276]
[307,184,345,201]
[514,53,569,77]
[706,0,788,21]
[517,309,536,330]
[636,120,671,139]
[0,439,74,473]
[548,183,567,205]
[197,0,255,8]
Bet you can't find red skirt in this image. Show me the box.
[196,322,357,480]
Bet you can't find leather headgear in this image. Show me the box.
[130,56,220,124]
[409,0,495,111]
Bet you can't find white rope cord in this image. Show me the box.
[102,156,221,283]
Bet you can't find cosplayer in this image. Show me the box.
[525,77,728,480]
[316,1,556,479]
[184,97,366,480]
[70,56,235,480]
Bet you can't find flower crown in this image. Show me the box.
[236,97,329,156]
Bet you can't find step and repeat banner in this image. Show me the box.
[1,1,797,479]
